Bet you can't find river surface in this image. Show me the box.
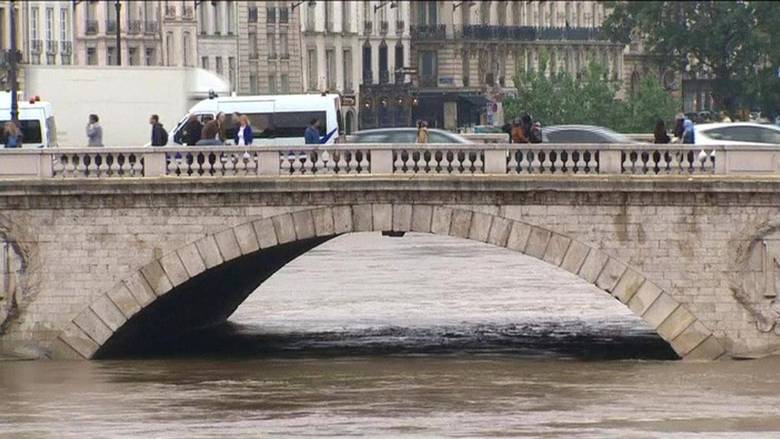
[3,233,780,437]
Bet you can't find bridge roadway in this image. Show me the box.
[2,143,780,360]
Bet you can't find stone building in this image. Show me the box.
[300,0,412,132]
[73,0,163,66]
[409,0,625,129]
[161,0,198,68]
[15,0,74,66]
[196,0,239,93]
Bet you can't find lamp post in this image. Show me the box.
[9,0,18,122]
[114,0,121,66]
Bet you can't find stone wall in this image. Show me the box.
[1,177,779,360]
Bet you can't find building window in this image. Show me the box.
[395,44,404,79]
[249,73,258,94]
[215,56,223,76]
[325,1,333,32]
[326,49,335,90]
[306,1,315,30]
[199,1,208,33]
[341,1,350,32]
[165,32,174,66]
[228,57,236,89]
[279,6,289,24]
[307,48,317,90]
[280,73,289,93]
[0,9,5,50]
[267,32,277,58]
[249,32,258,58]
[129,47,139,65]
[214,1,222,34]
[279,33,288,58]
[268,74,277,94]
[183,32,191,66]
[59,8,69,42]
[45,7,54,42]
[145,48,155,66]
[343,49,353,92]
[420,50,437,86]
[107,46,116,65]
[201,56,209,69]
[462,50,470,87]
[86,47,97,65]
[226,0,235,34]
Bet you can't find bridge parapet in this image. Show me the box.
[1,143,778,178]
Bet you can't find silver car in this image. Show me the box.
[350,128,472,144]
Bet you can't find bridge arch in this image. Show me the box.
[52,205,726,361]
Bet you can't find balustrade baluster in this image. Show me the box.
[507,150,518,174]
[473,151,484,174]
[553,151,564,173]
[586,150,598,174]
[451,151,462,174]
[541,151,553,173]
[359,150,370,174]
[564,151,576,174]
[529,151,541,174]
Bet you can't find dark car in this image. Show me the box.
[350,128,472,144]
[542,125,636,144]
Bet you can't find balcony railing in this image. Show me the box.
[268,53,277,60]
[280,53,289,60]
[85,20,98,35]
[410,24,446,40]
[379,70,389,84]
[30,39,42,54]
[380,21,388,34]
[362,70,373,83]
[395,20,404,34]
[46,40,57,55]
[144,21,158,33]
[107,20,117,33]
[60,41,72,55]
[364,21,372,35]
[128,19,142,34]
[456,25,607,41]
[248,7,258,22]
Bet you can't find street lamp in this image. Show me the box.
[291,1,316,10]
[453,1,476,11]
[8,0,18,121]
[374,1,397,13]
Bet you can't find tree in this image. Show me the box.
[602,1,775,115]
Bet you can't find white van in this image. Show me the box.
[170,94,343,146]
[0,92,57,148]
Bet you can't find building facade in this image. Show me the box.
[73,0,163,67]
[300,0,412,132]
[196,0,239,93]
[17,0,74,66]
[161,0,197,68]
[410,0,625,129]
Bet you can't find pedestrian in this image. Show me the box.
[234,115,253,146]
[196,119,223,145]
[86,114,103,147]
[149,114,168,146]
[719,111,732,123]
[176,115,203,145]
[216,112,228,142]
[529,120,543,143]
[653,118,671,144]
[305,118,321,144]
[672,113,685,143]
[511,117,529,143]
[521,114,533,140]
[416,120,428,144]
[501,120,512,143]
[682,117,695,144]
[3,122,21,148]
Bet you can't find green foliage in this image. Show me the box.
[504,61,678,133]
[602,1,780,114]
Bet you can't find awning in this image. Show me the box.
[458,94,490,108]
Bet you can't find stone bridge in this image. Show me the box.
[3,143,780,360]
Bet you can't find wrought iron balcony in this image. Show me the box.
[364,21,373,35]
[410,24,446,40]
[144,21,159,33]
[164,6,176,18]
[380,21,388,34]
[128,20,142,34]
[183,6,194,18]
[85,20,98,35]
[46,40,58,55]
[60,41,72,55]
[457,25,606,42]
[395,20,404,35]
[30,39,42,54]
[279,8,289,23]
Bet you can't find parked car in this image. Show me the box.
[350,128,473,144]
[543,125,637,144]
[695,122,780,145]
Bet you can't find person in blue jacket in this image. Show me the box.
[304,118,321,144]
[234,115,253,146]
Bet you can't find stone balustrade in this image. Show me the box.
[0,143,778,179]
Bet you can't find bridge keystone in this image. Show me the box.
[392,205,413,231]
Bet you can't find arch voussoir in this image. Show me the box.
[311,207,336,237]
[292,210,316,240]
[468,212,493,242]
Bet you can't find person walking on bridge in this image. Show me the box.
[150,114,168,146]
[86,114,103,147]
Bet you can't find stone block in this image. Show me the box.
[525,227,552,259]
[468,212,493,242]
[312,208,335,237]
[59,322,99,359]
[392,204,413,231]
[595,258,627,293]
[49,337,85,360]
[671,321,711,357]
[73,308,113,345]
[352,205,373,232]
[487,217,512,247]
[506,221,532,252]
[542,233,571,266]
[611,269,645,304]
[373,204,393,231]
[273,213,297,244]
[214,229,242,261]
[233,222,260,254]
[123,272,156,307]
[195,235,224,269]
[449,210,473,239]
[292,210,316,240]
[657,306,696,341]
[332,206,353,234]
[431,207,453,235]
[684,335,726,361]
[578,249,609,283]
[642,292,679,328]
[90,295,127,332]
[411,205,433,233]
[252,218,279,248]
[107,283,141,319]
[627,281,663,317]
[177,243,207,278]
[560,241,590,274]
[158,252,189,287]
[140,260,174,296]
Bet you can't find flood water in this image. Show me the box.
[3,233,780,437]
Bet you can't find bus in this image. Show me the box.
[170,94,343,145]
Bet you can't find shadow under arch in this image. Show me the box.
[53,205,727,361]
